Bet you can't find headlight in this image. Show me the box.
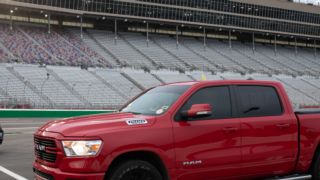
[62,140,102,157]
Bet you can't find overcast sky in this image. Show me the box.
[293,0,320,5]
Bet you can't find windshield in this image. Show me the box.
[121,85,190,116]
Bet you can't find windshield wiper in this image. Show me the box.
[123,111,142,115]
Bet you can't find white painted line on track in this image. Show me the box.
[5,132,35,135]
[0,121,41,123]
[0,166,28,180]
[4,127,39,130]
[2,122,44,125]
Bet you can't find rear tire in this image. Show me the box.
[312,151,320,180]
[106,160,163,180]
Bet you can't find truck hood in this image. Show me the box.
[38,112,156,137]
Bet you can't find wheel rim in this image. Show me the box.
[121,168,155,180]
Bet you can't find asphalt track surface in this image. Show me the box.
[0,118,56,180]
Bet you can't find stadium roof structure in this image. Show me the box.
[0,0,319,40]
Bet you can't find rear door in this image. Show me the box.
[235,85,297,177]
[173,86,242,180]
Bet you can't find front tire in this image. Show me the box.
[312,151,320,180]
[107,160,163,180]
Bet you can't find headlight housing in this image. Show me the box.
[62,140,102,157]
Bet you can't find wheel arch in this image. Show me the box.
[309,143,320,172]
[105,150,170,180]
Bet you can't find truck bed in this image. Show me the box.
[295,110,320,172]
[295,109,320,114]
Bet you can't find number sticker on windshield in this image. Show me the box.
[156,109,164,114]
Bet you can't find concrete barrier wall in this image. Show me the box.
[0,109,115,118]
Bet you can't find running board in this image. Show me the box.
[269,174,312,180]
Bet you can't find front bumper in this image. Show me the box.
[33,161,105,180]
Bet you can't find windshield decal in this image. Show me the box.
[162,106,169,110]
[156,106,169,114]
[126,119,148,126]
[156,109,164,115]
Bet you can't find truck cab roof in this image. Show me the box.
[167,80,282,86]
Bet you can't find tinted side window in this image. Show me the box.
[176,86,232,121]
[236,86,282,117]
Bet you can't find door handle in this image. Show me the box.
[276,123,290,129]
[223,127,238,133]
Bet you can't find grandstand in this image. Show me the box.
[0,0,319,109]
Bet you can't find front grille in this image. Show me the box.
[34,136,57,163]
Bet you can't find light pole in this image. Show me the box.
[77,15,83,39]
[5,77,11,108]
[252,33,255,53]
[87,83,92,98]
[40,73,50,107]
[295,37,297,56]
[203,27,206,50]
[23,79,28,105]
[40,78,48,107]
[314,39,317,58]
[128,86,134,98]
[228,30,232,50]
[10,9,14,30]
[57,86,61,108]
[274,35,278,56]
[114,19,118,45]
[45,13,51,34]
[176,25,179,49]
[81,15,83,39]
[146,22,149,47]
[5,77,10,94]
[72,83,77,109]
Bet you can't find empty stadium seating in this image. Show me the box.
[22,26,92,66]
[1,22,319,76]
[13,65,84,108]
[123,69,163,89]
[0,64,48,108]
[152,70,193,83]
[0,23,51,64]
[0,63,319,109]
[120,32,187,70]
[92,68,142,98]
[189,71,222,81]
[154,35,228,71]
[48,66,126,108]
[58,29,110,67]
[68,29,119,67]
[181,38,240,72]
[0,22,320,109]
[88,30,155,69]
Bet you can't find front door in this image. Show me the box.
[173,86,242,180]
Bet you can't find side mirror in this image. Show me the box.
[181,104,212,119]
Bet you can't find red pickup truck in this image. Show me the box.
[33,80,320,180]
